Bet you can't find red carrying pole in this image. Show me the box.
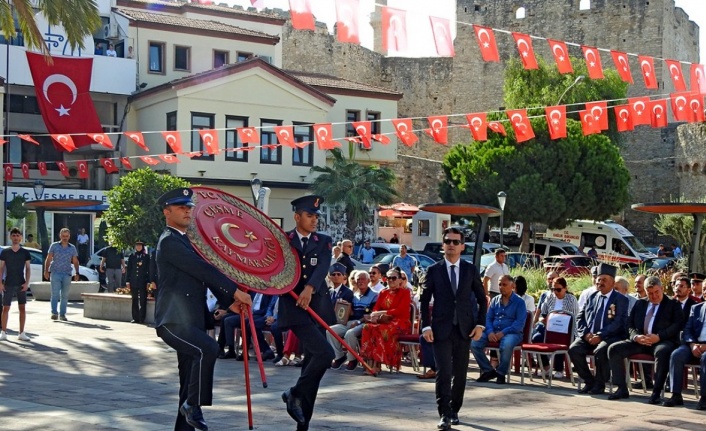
[240,310,254,430]
[246,305,268,388]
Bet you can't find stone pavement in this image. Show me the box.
[0,299,704,431]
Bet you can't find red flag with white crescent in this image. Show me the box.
[3,164,12,181]
[51,134,77,152]
[670,92,691,122]
[372,134,391,145]
[274,126,296,148]
[198,129,220,155]
[161,131,183,154]
[473,25,500,62]
[638,56,658,89]
[120,157,134,170]
[17,134,40,145]
[352,121,373,149]
[628,97,651,126]
[159,154,180,164]
[544,106,567,140]
[488,121,507,136]
[0,139,6,146]
[38,162,48,176]
[649,99,669,128]
[335,0,360,44]
[391,118,418,146]
[184,151,204,158]
[579,111,600,135]
[87,133,113,149]
[610,51,634,83]
[424,116,448,145]
[382,7,408,54]
[691,63,706,94]
[506,109,535,143]
[289,0,315,30]
[512,33,538,70]
[548,39,573,74]
[688,93,705,123]
[21,163,30,179]
[429,16,454,57]
[124,132,149,151]
[237,127,259,144]
[585,101,609,130]
[313,123,338,150]
[76,161,89,179]
[100,158,119,174]
[56,161,69,177]
[140,156,159,166]
[465,113,488,141]
[582,46,604,80]
[665,60,687,92]
[614,105,634,132]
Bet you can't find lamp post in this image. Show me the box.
[556,75,585,105]
[32,180,48,258]
[497,191,507,246]
[250,178,262,207]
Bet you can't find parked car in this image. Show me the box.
[543,255,594,276]
[0,246,100,283]
[527,238,583,260]
[639,257,678,275]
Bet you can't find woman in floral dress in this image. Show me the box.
[360,266,412,373]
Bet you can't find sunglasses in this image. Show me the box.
[553,288,564,293]
[387,276,399,281]
[330,272,344,277]
[443,239,462,245]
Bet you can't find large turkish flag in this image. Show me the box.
[26,52,103,151]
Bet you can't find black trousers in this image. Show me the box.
[157,324,220,431]
[288,321,335,427]
[569,338,612,388]
[130,281,148,323]
[608,340,676,392]
[432,326,469,417]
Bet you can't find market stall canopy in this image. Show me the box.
[378,202,420,218]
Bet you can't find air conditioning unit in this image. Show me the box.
[108,21,119,39]
[68,167,79,178]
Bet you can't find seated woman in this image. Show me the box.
[360,266,412,374]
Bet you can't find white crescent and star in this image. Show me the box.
[690,99,702,112]
[517,38,530,56]
[470,117,483,130]
[618,108,630,121]
[669,64,681,80]
[584,49,598,67]
[355,125,368,136]
[675,96,687,110]
[549,109,562,126]
[632,101,646,115]
[640,60,653,77]
[396,122,409,134]
[618,55,629,71]
[653,104,664,118]
[552,43,566,62]
[316,126,329,139]
[478,28,491,48]
[43,74,77,117]
[590,106,604,119]
[431,119,444,131]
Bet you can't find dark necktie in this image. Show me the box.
[331,289,336,302]
[593,295,607,332]
[301,236,308,250]
[450,264,458,325]
[643,304,655,335]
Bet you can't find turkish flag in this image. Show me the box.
[159,154,180,164]
[382,7,407,54]
[629,97,651,126]
[0,139,6,146]
[649,99,669,128]
[614,105,634,132]
[161,131,182,154]
[274,126,296,148]
[688,93,705,123]
[198,129,220,155]
[506,109,535,143]
[21,163,30,179]
[638,56,658,89]
[582,46,604,79]
[473,26,500,62]
[610,51,634,83]
[352,121,373,149]
[100,158,119,174]
[121,157,134,170]
[691,63,706,94]
[289,0,314,30]
[424,116,448,145]
[56,161,69,177]
[51,134,77,152]
[238,127,259,144]
[25,52,103,151]
[430,16,454,57]
[184,151,204,158]
[670,92,691,122]
[335,0,360,44]
[391,118,418,147]
[548,39,573,74]
[512,33,538,70]
[545,106,567,140]
[488,121,507,136]
[17,134,40,145]
[665,60,686,92]
[372,134,391,145]
[140,156,159,166]
[87,133,113,149]
[313,123,338,150]
[3,164,12,181]
[38,162,48,176]
[579,111,600,135]
[585,101,609,130]
[124,132,149,152]
[76,161,89,179]
[465,113,488,141]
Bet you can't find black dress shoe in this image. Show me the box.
[646,392,662,405]
[450,411,459,425]
[180,401,208,431]
[437,415,451,430]
[608,389,630,400]
[662,393,684,407]
[631,380,654,390]
[330,356,346,370]
[217,350,226,359]
[578,383,595,394]
[272,355,283,364]
[496,374,507,384]
[282,389,306,425]
[222,350,237,359]
[696,397,706,411]
[236,353,245,361]
[589,385,606,395]
[476,370,498,383]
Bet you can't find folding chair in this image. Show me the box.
[485,311,532,383]
[398,302,421,371]
[684,362,702,399]
[625,353,656,394]
[520,310,575,388]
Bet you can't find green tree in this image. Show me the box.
[1,0,101,53]
[102,169,190,251]
[653,197,706,271]
[310,148,398,240]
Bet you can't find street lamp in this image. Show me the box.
[497,191,507,246]
[250,178,262,207]
[556,75,585,105]
[33,180,45,201]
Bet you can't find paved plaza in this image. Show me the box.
[0,299,704,430]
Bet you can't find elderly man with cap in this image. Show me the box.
[280,195,336,431]
[126,240,151,324]
[569,263,629,395]
[154,187,252,431]
[690,272,705,303]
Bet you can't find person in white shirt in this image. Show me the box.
[483,249,508,297]
[631,274,647,299]
[368,265,386,293]
[577,265,599,310]
[514,275,535,314]
[105,43,117,57]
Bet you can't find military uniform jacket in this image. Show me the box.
[154,227,240,329]
[278,230,336,329]
[126,251,150,285]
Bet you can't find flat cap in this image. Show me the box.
[157,188,195,208]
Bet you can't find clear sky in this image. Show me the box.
[674,0,705,63]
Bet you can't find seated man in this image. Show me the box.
[674,276,697,324]
[222,291,273,360]
[664,299,706,410]
[607,276,682,404]
[328,269,378,371]
[368,265,386,294]
[471,275,527,384]
[690,272,705,303]
[569,263,629,395]
[416,335,437,379]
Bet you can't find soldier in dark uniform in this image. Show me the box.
[126,240,150,324]
[154,188,252,431]
[280,195,336,431]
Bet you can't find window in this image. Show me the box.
[292,123,313,166]
[7,133,61,166]
[191,113,215,161]
[237,51,253,62]
[166,112,177,154]
[345,110,360,137]
[174,46,190,71]
[260,120,282,164]
[7,95,40,114]
[214,50,229,68]
[579,0,590,10]
[516,7,526,19]
[148,41,165,73]
[225,116,248,162]
[367,111,381,134]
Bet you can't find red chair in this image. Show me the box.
[485,311,532,383]
[398,302,421,371]
[520,310,575,388]
[625,353,656,394]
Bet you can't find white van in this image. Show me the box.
[546,220,656,264]
[526,238,583,259]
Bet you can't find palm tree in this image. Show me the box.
[310,148,398,241]
[1,0,101,53]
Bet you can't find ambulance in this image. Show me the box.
[546,220,656,264]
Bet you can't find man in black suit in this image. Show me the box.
[664,300,706,409]
[569,263,629,395]
[279,195,336,431]
[154,188,252,431]
[336,239,355,277]
[607,276,683,403]
[673,276,697,324]
[420,227,487,431]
